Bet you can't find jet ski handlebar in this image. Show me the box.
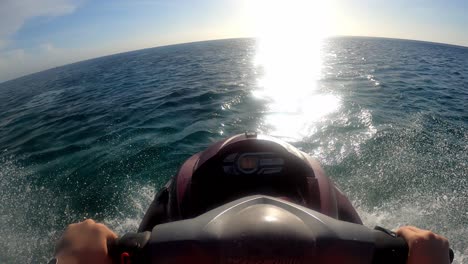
[109,195,454,264]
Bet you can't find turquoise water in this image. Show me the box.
[0,37,466,263]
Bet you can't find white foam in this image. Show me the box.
[310,108,379,165]
[354,195,468,264]
[104,183,155,235]
[0,157,61,263]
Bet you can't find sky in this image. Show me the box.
[0,0,467,83]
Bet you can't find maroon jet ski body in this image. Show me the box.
[139,132,361,232]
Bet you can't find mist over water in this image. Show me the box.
[0,37,466,263]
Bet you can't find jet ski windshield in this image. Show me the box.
[185,139,315,218]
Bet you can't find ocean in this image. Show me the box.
[0,37,466,263]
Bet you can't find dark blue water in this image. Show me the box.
[0,37,467,263]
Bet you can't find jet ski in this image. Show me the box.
[109,132,454,264]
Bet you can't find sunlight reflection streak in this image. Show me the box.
[250,0,340,140]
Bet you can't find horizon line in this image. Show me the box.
[1,35,467,85]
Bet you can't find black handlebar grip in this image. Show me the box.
[373,226,454,264]
[107,239,122,263]
[372,230,408,264]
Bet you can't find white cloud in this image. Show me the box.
[40,42,55,52]
[0,49,28,81]
[0,0,77,49]
[0,45,73,82]
[0,0,79,82]
[0,39,9,49]
[0,41,116,82]
[0,43,71,82]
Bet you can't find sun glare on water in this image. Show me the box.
[246,0,340,141]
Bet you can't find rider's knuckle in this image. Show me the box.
[83,219,95,225]
[422,231,436,240]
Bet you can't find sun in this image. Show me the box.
[249,0,332,40]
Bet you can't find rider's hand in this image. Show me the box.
[54,219,117,264]
[397,226,450,264]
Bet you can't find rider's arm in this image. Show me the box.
[397,226,450,264]
[54,219,117,264]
